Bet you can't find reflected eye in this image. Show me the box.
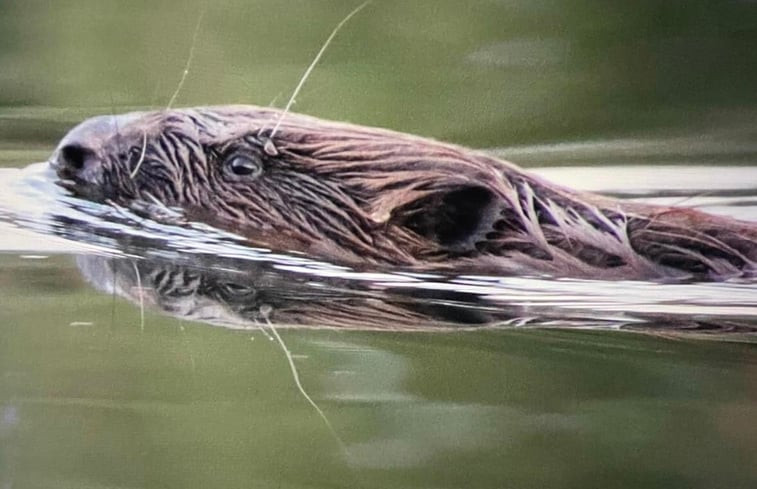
[226,154,262,178]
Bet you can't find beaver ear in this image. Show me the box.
[391,186,498,251]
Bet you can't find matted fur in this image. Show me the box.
[52,105,757,281]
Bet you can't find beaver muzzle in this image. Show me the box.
[51,113,144,200]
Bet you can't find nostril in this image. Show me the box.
[59,144,96,170]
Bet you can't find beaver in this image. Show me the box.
[50,105,757,281]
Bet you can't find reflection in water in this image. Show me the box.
[1,162,756,334]
[75,253,757,333]
[1,162,756,488]
[76,253,527,331]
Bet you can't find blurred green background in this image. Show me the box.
[1,0,757,155]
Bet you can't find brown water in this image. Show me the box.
[2,1,757,488]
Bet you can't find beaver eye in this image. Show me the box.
[225,155,262,178]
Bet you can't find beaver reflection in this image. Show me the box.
[76,254,507,331]
[75,254,757,333]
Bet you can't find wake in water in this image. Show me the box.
[1,161,756,334]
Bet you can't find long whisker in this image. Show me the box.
[131,260,146,332]
[110,257,117,331]
[264,0,372,155]
[167,5,206,109]
[178,322,197,374]
[260,305,345,451]
[110,93,124,163]
[129,131,148,179]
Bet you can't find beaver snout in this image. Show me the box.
[51,112,145,186]
[53,143,100,181]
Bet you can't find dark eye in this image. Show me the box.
[226,154,262,178]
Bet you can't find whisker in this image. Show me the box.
[259,304,346,451]
[129,131,148,179]
[167,5,206,109]
[264,0,372,156]
[131,260,146,333]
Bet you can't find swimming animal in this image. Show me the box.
[50,106,757,281]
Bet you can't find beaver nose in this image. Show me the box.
[52,112,144,178]
[56,143,97,173]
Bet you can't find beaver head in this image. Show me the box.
[50,105,757,280]
[50,106,515,264]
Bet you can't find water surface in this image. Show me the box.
[2,1,757,488]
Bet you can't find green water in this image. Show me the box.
[2,257,757,488]
[2,1,757,488]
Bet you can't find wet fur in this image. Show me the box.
[54,105,757,281]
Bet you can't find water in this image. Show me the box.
[2,1,757,488]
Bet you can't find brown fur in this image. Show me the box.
[52,106,757,281]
